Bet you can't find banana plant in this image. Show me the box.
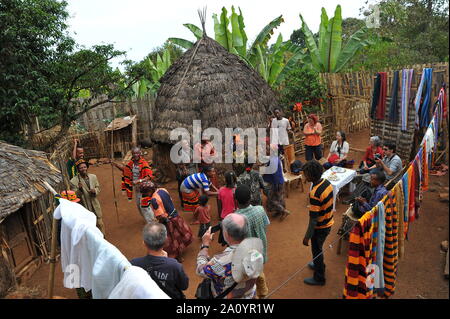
[300,5,370,73]
[254,34,306,87]
[132,49,172,98]
[168,6,284,65]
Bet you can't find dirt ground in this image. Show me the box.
[23,128,449,299]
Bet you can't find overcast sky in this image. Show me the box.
[66,0,370,68]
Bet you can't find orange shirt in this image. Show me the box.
[303,122,322,146]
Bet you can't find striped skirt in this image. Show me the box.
[181,189,200,212]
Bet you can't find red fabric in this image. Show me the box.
[328,154,340,164]
[376,72,388,120]
[164,216,193,259]
[194,205,211,224]
[362,146,384,162]
[218,187,237,219]
[408,165,416,222]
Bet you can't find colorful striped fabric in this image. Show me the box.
[422,142,429,191]
[382,193,399,297]
[414,71,426,129]
[401,170,410,237]
[420,68,433,128]
[376,72,388,120]
[375,201,386,292]
[393,181,405,259]
[401,69,413,131]
[343,208,377,299]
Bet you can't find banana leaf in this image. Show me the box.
[318,8,329,66]
[325,5,342,72]
[168,37,194,50]
[238,8,248,56]
[267,34,285,86]
[248,15,284,65]
[230,6,245,56]
[256,44,268,81]
[162,49,171,73]
[300,14,322,72]
[334,27,369,73]
[273,44,306,86]
[183,23,203,39]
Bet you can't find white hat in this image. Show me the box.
[231,238,264,283]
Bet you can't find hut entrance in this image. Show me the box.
[0,207,39,283]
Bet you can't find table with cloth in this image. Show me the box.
[321,167,357,210]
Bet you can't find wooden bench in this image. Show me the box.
[282,155,304,197]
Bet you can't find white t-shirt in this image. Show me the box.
[329,140,349,160]
[270,117,291,145]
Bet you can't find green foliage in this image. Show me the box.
[0,0,142,148]
[300,5,370,73]
[355,0,449,67]
[278,66,326,113]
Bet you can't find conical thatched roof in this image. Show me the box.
[152,36,278,144]
[0,142,62,221]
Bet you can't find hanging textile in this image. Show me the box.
[412,157,421,220]
[370,72,388,120]
[388,70,400,123]
[374,201,386,293]
[370,73,382,119]
[414,68,433,129]
[401,69,414,131]
[407,165,416,223]
[401,171,410,237]
[393,181,405,259]
[421,141,429,191]
[438,85,447,118]
[377,72,388,120]
[420,68,433,128]
[382,193,399,298]
[343,208,377,299]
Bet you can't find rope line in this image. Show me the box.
[264,225,354,299]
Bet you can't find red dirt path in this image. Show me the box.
[23,128,449,299]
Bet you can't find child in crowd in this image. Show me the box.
[192,194,211,238]
[217,171,237,246]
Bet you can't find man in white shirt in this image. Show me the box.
[270,108,292,155]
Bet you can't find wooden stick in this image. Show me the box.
[41,180,58,299]
[110,106,120,224]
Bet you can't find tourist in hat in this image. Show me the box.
[140,181,193,263]
[70,160,105,235]
[196,213,264,299]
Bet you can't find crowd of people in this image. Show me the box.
[62,109,404,299]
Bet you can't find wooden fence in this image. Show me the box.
[320,62,449,161]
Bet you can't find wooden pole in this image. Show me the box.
[111,106,120,224]
[42,180,58,299]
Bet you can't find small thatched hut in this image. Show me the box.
[152,34,278,178]
[0,142,62,293]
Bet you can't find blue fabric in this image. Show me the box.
[375,201,386,291]
[262,156,284,185]
[401,172,409,224]
[420,68,433,128]
[183,173,210,191]
[388,70,400,123]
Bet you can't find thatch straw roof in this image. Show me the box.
[152,36,278,144]
[0,142,62,221]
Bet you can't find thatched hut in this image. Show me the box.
[152,34,278,178]
[0,142,62,293]
[104,115,138,159]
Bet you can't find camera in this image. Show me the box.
[374,153,381,160]
[211,222,222,233]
